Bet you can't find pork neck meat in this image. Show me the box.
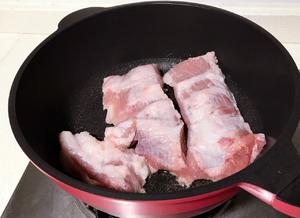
[103,64,187,177]
[59,131,150,192]
[164,52,266,182]
[103,64,167,125]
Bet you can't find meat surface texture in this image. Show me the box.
[59,131,150,192]
[103,64,187,177]
[104,119,136,149]
[163,52,266,182]
[103,64,167,125]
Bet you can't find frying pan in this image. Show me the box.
[8,2,300,217]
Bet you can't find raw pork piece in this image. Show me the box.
[59,131,150,192]
[104,119,136,149]
[163,52,266,182]
[103,65,187,178]
[134,100,187,175]
[103,64,168,125]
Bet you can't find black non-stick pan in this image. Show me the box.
[9,2,300,217]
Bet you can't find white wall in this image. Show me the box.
[0,0,300,12]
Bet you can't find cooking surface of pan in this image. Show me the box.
[62,58,265,193]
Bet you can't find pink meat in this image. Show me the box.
[136,100,182,124]
[104,120,136,149]
[103,64,168,125]
[134,100,187,175]
[59,131,150,192]
[163,52,266,183]
[103,65,187,177]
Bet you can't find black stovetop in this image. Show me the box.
[1,162,290,218]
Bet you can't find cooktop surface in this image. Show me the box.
[1,162,291,218]
[2,121,300,218]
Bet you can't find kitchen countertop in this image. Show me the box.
[0,33,48,215]
[1,1,300,216]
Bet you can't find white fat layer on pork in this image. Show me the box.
[104,120,136,148]
[127,84,168,107]
[103,64,162,93]
[135,119,186,172]
[136,100,181,124]
[59,131,149,192]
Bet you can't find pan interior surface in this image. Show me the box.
[12,2,298,199]
[59,58,265,193]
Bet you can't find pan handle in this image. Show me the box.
[274,175,300,217]
[238,139,300,217]
[58,7,107,30]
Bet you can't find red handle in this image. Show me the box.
[239,182,300,217]
[273,198,300,218]
[237,137,300,217]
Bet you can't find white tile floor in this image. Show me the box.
[0,2,300,216]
